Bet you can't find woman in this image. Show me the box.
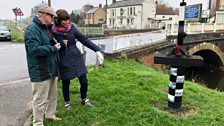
[52,9,104,109]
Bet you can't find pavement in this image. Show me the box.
[0,78,32,126]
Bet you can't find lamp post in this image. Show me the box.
[105,0,108,24]
[48,0,51,7]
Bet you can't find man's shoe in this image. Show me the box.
[46,117,62,121]
[81,99,94,108]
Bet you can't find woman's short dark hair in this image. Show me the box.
[56,9,70,20]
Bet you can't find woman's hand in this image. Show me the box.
[96,51,104,65]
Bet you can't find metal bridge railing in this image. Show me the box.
[112,30,166,52]
[166,23,224,35]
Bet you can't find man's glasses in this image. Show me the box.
[46,13,54,18]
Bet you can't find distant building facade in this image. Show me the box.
[210,0,224,15]
[107,0,156,29]
[210,0,224,23]
[85,4,106,25]
[155,6,179,28]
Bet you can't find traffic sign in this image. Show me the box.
[12,7,24,16]
[202,10,210,18]
[12,8,17,15]
[16,8,24,16]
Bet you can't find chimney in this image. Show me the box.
[99,3,102,8]
[112,0,116,4]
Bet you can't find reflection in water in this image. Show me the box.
[186,67,224,91]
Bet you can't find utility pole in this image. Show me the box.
[105,0,108,24]
[208,0,211,9]
[48,0,51,7]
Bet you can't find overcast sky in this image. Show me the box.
[0,0,208,20]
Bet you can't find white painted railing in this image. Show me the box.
[112,30,166,52]
[166,23,224,35]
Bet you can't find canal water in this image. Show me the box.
[186,67,224,91]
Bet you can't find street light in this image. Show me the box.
[180,0,186,6]
[105,0,108,24]
[48,0,51,7]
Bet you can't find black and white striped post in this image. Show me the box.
[168,67,185,109]
[154,0,204,110]
[168,0,187,110]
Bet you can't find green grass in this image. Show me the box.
[44,59,224,126]
[6,22,26,42]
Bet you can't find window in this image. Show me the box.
[114,9,117,16]
[130,7,132,15]
[131,19,134,24]
[129,7,135,15]
[133,7,135,15]
[111,9,116,17]
[120,8,124,16]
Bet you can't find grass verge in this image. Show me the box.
[44,59,224,126]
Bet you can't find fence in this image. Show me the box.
[77,27,104,35]
[166,23,224,35]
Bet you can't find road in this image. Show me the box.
[0,42,28,83]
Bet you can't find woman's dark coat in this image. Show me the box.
[52,25,101,80]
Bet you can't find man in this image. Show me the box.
[24,4,62,126]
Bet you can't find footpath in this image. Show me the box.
[0,78,32,126]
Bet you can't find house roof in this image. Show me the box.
[156,7,177,15]
[86,7,98,14]
[108,0,145,8]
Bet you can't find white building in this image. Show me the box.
[216,11,224,23]
[155,7,179,28]
[107,0,156,29]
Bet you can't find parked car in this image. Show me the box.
[0,25,11,41]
